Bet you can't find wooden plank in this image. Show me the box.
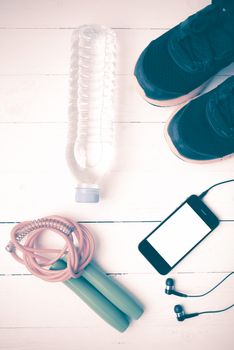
[1,222,234,274]
[0,324,233,350]
[0,273,233,350]
[1,75,233,123]
[0,29,233,75]
[0,273,233,326]
[0,123,233,221]
[0,73,171,123]
[0,0,210,28]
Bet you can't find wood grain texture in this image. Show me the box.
[0,123,233,221]
[0,0,210,28]
[0,29,233,75]
[0,273,233,350]
[0,0,233,349]
[1,223,234,275]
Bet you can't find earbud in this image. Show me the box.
[168,274,234,321]
[165,278,174,294]
[165,278,188,297]
[174,305,199,321]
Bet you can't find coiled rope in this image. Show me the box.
[6,216,95,282]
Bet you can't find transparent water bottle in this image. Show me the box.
[67,25,117,203]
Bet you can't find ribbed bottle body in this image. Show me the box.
[68,25,117,202]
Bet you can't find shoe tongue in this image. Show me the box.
[206,78,234,139]
[169,5,234,73]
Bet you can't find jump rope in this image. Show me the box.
[6,215,143,332]
[6,216,94,282]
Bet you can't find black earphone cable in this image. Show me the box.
[198,303,234,316]
[195,179,234,298]
[186,271,234,298]
[199,179,234,199]
[173,179,234,318]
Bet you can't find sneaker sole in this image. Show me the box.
[134,75,210,107]
[164,107,234,164]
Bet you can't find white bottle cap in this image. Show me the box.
[75,187,100,203]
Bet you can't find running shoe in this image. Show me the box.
[165,76,234,162]
[134,1,234,106]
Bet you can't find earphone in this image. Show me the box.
[174,305,199,321]
[165,273,234,321]
[165,273,233,298]
[165,278,187,297]
[174,304,234,321]
[163,180,234,321]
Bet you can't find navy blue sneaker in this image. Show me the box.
[165,76,234,162]
[134,1,234,106]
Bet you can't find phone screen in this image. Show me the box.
[147,202,211,267]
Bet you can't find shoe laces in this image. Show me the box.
[171,4,234,73]
[207,77,234,139]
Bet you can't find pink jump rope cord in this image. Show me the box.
[6,216,95,282]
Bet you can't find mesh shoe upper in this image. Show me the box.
[207,78,234,139]
[135,2,234,100]
[167,76,234,161]
[169,4,234,74]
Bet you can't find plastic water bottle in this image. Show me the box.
[67,25,117,203]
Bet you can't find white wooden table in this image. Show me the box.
[0,1,233,349]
